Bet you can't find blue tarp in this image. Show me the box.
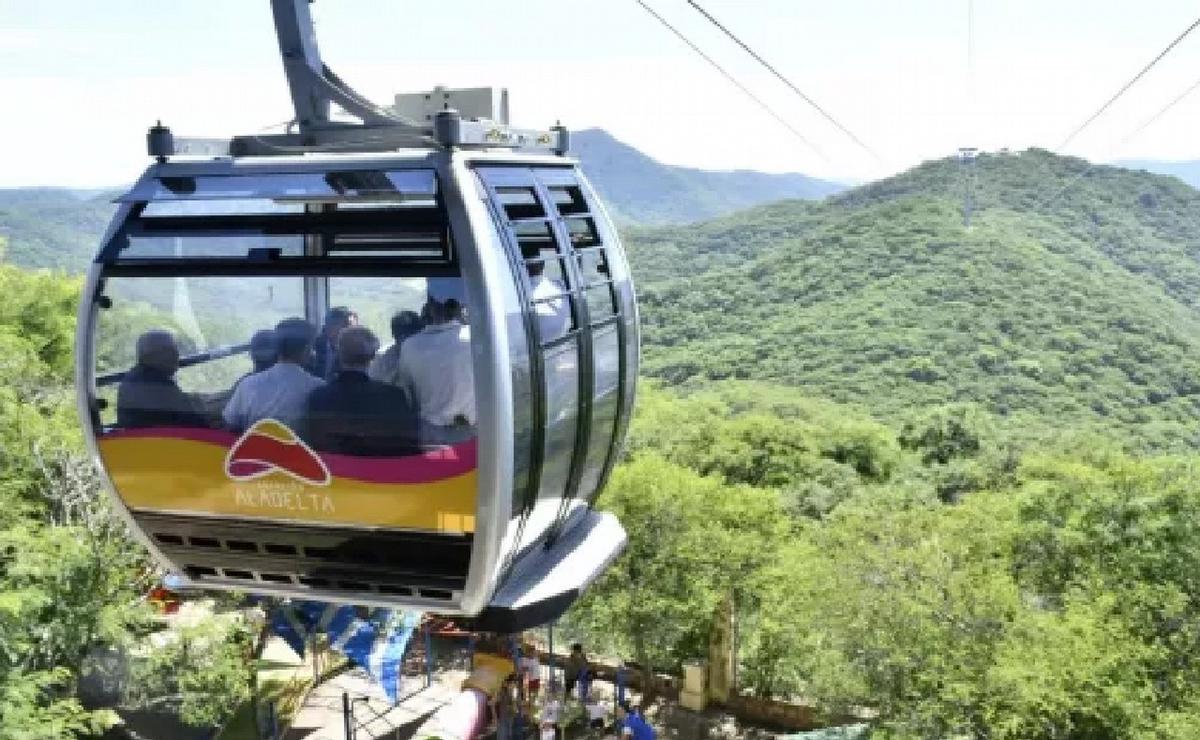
[272,601,421,702]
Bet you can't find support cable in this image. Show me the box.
[1038,74,1200,211]
[633,0,826,160]
[684,0,884,164]
[1056,14,1200,151]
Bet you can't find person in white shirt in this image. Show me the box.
[396,294,475,446]
[222,317,323,433]
[585,693,606,730]
[528,261,571,342]
[540,691,563,740]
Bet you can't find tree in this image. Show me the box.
[566,455,787,693]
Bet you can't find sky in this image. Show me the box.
[4,0,1200,187]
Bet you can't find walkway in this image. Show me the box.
[284,666,468,740]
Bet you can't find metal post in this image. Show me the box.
[425,624,434,688]
[511,636,524,703]
[312,631,319,685]
[343,692,353,740]
[616,664,627,708]
[468,633,476,670]
[547,622,554,692]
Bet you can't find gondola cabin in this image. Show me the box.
[77,147,638,629]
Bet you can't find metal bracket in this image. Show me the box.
[146,1,571,159]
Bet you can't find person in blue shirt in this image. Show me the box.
[617,701,655,740]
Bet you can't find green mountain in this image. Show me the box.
[0,129,843,271]
[630,149,1200,450]
[0,188,116,271]
[571,128,845,224]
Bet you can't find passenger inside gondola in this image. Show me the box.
[301,326,421,456]
[223,318,323,433]
[310,305,358,380]
[396,281,476,447]
[247,329,279,375]
[528,260,570,341]
[116,330,207,429]
[368,310,423,386]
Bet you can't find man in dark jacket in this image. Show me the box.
[117,330,206,428]
[309,306,357,380]
[302,326,420,456]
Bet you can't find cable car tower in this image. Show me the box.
[77,0,638,632]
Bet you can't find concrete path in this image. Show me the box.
[284,667,468,740]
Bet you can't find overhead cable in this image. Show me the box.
[633,0,825,160]
[1056,14,1200,151]
[1037,73,1200,212]
[684,0,884,165]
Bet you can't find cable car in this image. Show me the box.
[75,0,638,631]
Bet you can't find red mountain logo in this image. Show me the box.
[224,419,331,486]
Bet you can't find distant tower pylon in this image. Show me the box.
[958,146,979,228]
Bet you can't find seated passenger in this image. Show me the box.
[396,295,475,446]
[302,326,421,456]
[528,261,571,341]
[310,306,358,380]
[248,329,279,374]
[116,330,206,429]
[230,329,278,393]
[223,318,323,433]
[368,310,423,386]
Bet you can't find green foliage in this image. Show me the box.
[628,152,1200,453]
[0,262,158,737]
[899,403,992,465]
[126,619,253,728]
[566,454,788,676]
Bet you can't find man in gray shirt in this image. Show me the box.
[223,318,323,433]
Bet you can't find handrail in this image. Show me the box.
[96,342,250,387]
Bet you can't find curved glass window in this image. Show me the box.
[91,172,480,536]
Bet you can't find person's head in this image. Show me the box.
[571,643,583,655]
[336,326,380,372]
[249,329,278,372]
[617,701,633,720]
[425,278,467,324]
[136,330,180,375]
[422,298,455,325]
[390,310,422,344]
[273,318,317,364]
[323,306,357,339]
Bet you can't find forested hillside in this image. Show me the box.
[0,189,115,271]
[630,150,1200,450]
[10,147,1200,739]
[572,129,844,224]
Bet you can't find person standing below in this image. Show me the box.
[302,326,421,456]
[584,692,606,734]
[310,306,357,380]
[222,318,323,433]
[368,310,422,386]
[519,645,542,700]
[539,688,563,740]
[616,702,655,740]
[495,673,519,740]
[396,293,475,447]
[565,643,590,701]
[117,330,207,428]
